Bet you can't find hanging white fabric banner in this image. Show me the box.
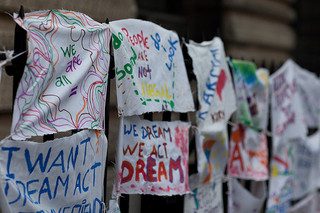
[270,59,307,150]
[184,174,223,213]
[228,123,268,181]
[266,141,294,212]
[110,19,194,117]
[195,127,229,184]
[0,130,107,213]
[115,116,190,195]
[186,37,236,185]
[186,37,236,128]
[228,178,267,213]
[11,10,111,140]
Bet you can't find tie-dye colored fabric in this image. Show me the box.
[11,10,111,140]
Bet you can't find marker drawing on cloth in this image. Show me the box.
[0,130,107,213]
[110,19,194,117]
[229,60,268,130]
[266,141,294,213]
[184,174,223,213]
[270,59,307,150]
[291,138,313,200]
[185,37,236,185]
[196,127,229,184]
[294,62,320,128]
[255,68,269,130]
[185,37,236,129]
[11,10,111,140]
[115,116,190,195]
[228,178,267,213]
[228,123,268,181]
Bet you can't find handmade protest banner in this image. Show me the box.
[228,123,268,181]
[270,59,307,150]
[107,200,120,213]
[0,130,107,212]
[228,178,267,213]
[266,141,294,213]
[184,174,223,213]
[115,116,190,195]
[308,131,320,190]
[196,127,229,184]
[294,63,320,128]
[229,60,267,130]
[110,19,194,117]
[11,10,111,140]
[186,37,236,128]
[292,138,313,199]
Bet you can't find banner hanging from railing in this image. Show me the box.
[11,10,111,140]
[0,130,107,213]
[266,141,294,212]
[110,19,194,117]
[229,60,269,130]
[295,63,320,128]
[185,37,236,128]
[270,59,307,151]
[186,37,236,185]
[228,178,267,213]
[115,116,190,195]
[184,174,223,213]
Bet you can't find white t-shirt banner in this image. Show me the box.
[110,19,194,117]
[186,37,236,128]
[0,130,107,213]
[228,178,267,213]
[266,141,294,213]
[295,62,320,128]
[196,127,229,184]
[11,10,111,140]
[229,60,266,130]
[115,116,190,195]
[228,123,268,181]
[270,59,307,151]
[184,174,223,213]
[292,138,313,200]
